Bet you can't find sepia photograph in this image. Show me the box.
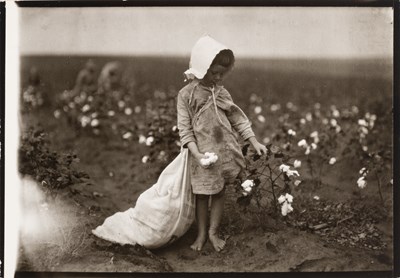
[6,3,394,275]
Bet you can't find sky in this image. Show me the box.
[18,7,393,59]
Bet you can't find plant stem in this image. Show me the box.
[375,172,385,208]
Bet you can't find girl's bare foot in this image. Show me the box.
[209,233,226,252]
[190,234,207,251]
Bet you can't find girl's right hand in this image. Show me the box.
[194,153,210,169]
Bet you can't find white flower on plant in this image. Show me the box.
[138,135,146,144]
[281,202,294,216]
[311,143,317,150]
[359,167,368,177]
[278,195,286,204]
[330,119,337,127]
[360,126,369,135]
[122,132,133,139]
[329,157,337,165]
[124,107,133,115]
[263,137,271,144]
[305,146,311,155]
[254,106,262,114]
[134,106,141,114]
[294,180,302,186]
[80,116,91,127]
[244,186,252,192]
[270,104,280,112]
[357,176,367,189]
[332,110,340,118]
[294,160,301,168]
[118,100,125,109]
[54,110,61,119]
[306,113,313,121]
[287,169,300,177]
[300,118,306,125]
[279,164,291,173]
[298,139,307,148]
[278,193,294,216]
[82,104,90,112]
[257,115,266,123]
[358,119,368,127]
[201,152,218,166]
[310,131,318,138]
[288,129,296,136]
[313,195,320,201]
[146,136,155,146]
[279,164,299,177]
[285,193,293,203]
[241,179,254,189]
[157,150,167,160]
[91,119,100,127]
[142,155,149,164]
[107,110,115,117]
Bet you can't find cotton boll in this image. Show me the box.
[279,164,290,173]
[285,193,293,203]
[138,135,146,144]
[241,180,254,189]
[298,139,307,148]
[244,187,252,193]
[278,195,286,204]
[200,158,210,166]
[287,169,299,177]
[357,176,367,189]
[294,160,301,168]
[294,180,302,186]
[329,157,337,165]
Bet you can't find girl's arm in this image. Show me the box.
[219,90,267,155]
[177,91,196,147]
[248,136,267,156]
[177,91,209,168]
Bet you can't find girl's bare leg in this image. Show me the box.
[190,194,208,251]
[209,188,226,252]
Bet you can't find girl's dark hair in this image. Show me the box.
[211,49,235,69]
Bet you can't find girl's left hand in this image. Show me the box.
[248,137,267,156]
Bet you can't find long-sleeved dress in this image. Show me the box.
[177,80,255,195]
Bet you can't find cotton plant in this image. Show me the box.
[236,143,301,216]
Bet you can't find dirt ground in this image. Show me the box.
[15,107,394,275]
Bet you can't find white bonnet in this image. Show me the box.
[184,35,231,80]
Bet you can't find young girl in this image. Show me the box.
[178,35,267,252]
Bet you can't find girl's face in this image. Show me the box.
[201,64,230,87]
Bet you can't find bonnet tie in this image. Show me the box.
[211,86,224,126]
